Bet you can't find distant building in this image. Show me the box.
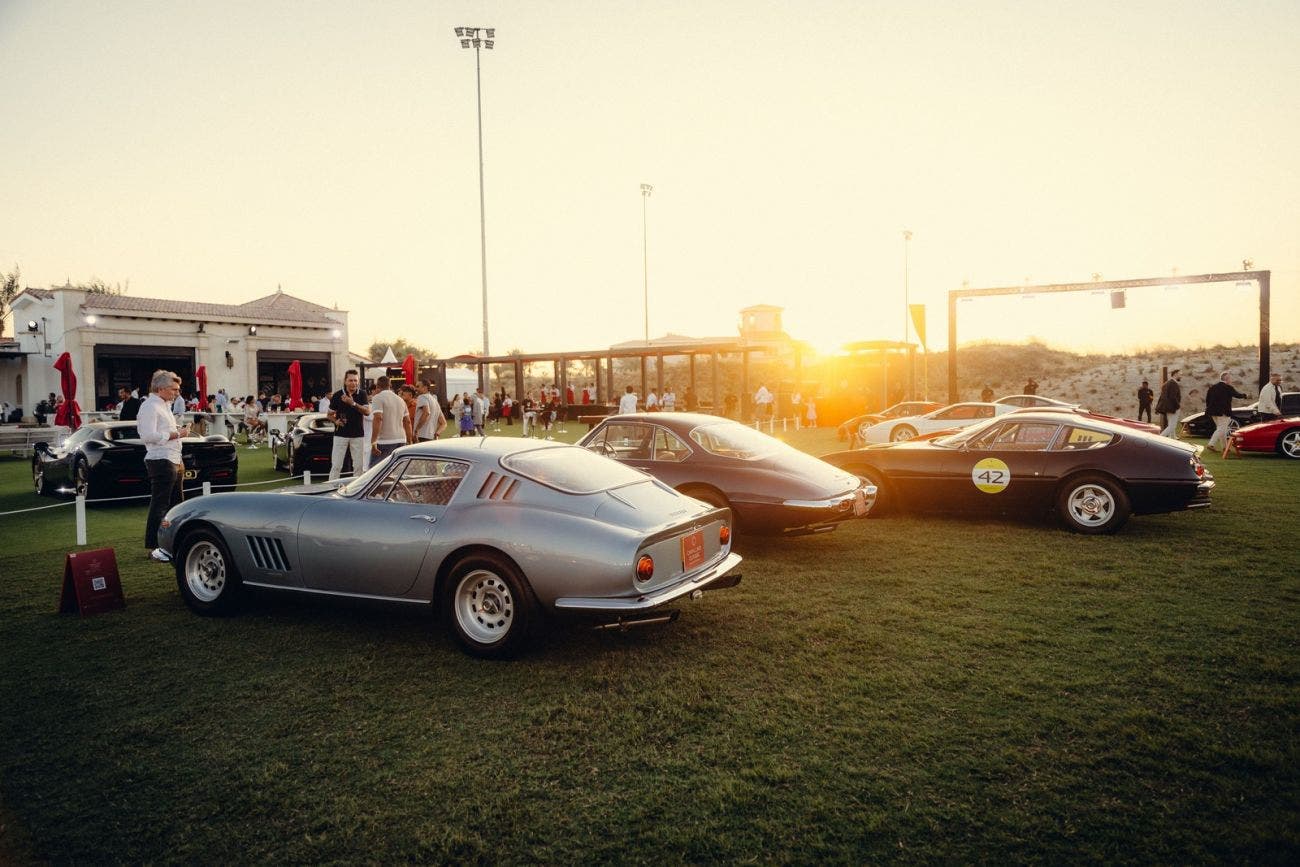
[609,304,803,356]
[2,286,351,418]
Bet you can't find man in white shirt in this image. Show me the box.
[370,375,410,459]
[1257,372,1284,421]
[317,393,331,413]
[415,381,446,441]
[618,386,639,415]
[137,369,190,561]
[645,390,659,412]
[754,383,774,418]
[662,388,676,412]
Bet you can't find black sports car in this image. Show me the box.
[32,421,238,501]
[1179,391,1300,438]
[577,412,874,535]
[270,412,348,476]
[820,410,1213,534]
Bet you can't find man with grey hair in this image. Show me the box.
[137,369,190,561]
[1205,371,1248,452]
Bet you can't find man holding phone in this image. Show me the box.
[328,369,371,481]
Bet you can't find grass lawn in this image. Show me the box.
[1,425,1297,863]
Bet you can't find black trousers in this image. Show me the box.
[145,459,183,549]
[1138,404,1152,422]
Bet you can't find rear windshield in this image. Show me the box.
[689,422,780,460]
[502,446,650,494]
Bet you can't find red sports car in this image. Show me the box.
[1229,417,1300,459]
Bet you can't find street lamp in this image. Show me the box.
[902,229,912,343]
[455,26,496,357]
[641,183,653,343]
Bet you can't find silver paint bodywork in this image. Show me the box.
[157,437,740,615]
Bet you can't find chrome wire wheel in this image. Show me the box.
[454,569,515,646]
[891,425,916,442]
[1066,483,1114,528]
[1281,429,1300,459]
[184,540,227,603]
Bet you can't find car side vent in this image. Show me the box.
[476,472,519,501]
[247,536,291,572]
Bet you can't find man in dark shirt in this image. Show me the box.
[117,386,142,421]
[1136,380,1154,423]
[1205,372,1247,451]
[1155,370,1182,437]
[327,369,370,481]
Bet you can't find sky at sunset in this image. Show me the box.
[2,0,1296,360]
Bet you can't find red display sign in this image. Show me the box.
[681,530,705,572]
[58,548,125,617]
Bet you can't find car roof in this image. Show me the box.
[388,436,572,460]
[596,411,732,428]
[991,410,1149,438]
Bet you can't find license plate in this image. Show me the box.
[681,530,705,571]
[184,470,198,480]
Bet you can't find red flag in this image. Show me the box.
[196,365,208,407]
[401,354,416,387]
[287,360,303,411]
[52,352,82,431]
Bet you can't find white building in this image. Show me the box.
[2,286,350,419]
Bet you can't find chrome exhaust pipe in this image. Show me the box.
[593,610,680,631]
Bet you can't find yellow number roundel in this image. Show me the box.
[971,458,1011,494]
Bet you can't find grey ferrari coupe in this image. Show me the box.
[157,437,741,657]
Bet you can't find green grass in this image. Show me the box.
[1,429,1297,863]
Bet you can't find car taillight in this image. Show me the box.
[719,524,731,546]
[636,555,654,582]
[1190,457,1205,477]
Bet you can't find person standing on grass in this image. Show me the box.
[327,370,369,481]
[1137,380,1154,423]
[619,385,639,415]
[753,383,774,418]
[1256,372,1284,421]
[1205,372,1247,452]
[1155,370,1182,437]
[472,388,488,436]
[369,376,409,459]
[138,370,189,562]
[415,380,446,441]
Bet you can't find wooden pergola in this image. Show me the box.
[362,340,801,421]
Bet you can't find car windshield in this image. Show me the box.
[337,453,397,496]
[689,422,781,460]
[932,416,1003,447]
[502,445,650,494]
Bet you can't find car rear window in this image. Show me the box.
[1054,426,1116,450]
[502,446,650,494]
[688,422,779,460]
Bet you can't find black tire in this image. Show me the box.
[443,552,535,659]
[175,528,244,615]
[890,424,917,443]
[679,485,730,512]
[1056,474,1130,535]
[273,445,287,472]
[1277,428,1300,459]
[73,459,96,500]
[32,459,53,496]
[852,467,893,517]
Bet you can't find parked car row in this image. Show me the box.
[1180,391,1300,438]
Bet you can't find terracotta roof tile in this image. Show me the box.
[81,292,338,325]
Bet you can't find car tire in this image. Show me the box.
[1056,474,1130,535]
[444,552,535,659]
[678,485,730,512]
[1277,428,1300,459]
[890,424,917,442]
[32,460,53,496]
[73,459,96,500]
[273,446,286,472]
[175,528,244,616]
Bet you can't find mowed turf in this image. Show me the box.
[0,425,1297,863]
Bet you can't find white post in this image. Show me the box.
[202,481,211,497]
[75,495,87,545]
[304,471,312,486]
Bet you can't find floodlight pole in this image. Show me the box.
[456,26,495,360]
[641,184,653,343]
[903,230,913,398]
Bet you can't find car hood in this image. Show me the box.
[594,479,710,530]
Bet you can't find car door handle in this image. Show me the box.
[410,515,437,524]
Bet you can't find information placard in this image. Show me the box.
[58,548,125,616]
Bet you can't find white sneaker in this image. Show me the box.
[149,548,171,563]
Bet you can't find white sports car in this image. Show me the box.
[859,402,1014,444]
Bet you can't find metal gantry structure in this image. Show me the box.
[946,269,1273,402]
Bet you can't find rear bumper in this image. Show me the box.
[554,551,742,614]
[739,484,876,531]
